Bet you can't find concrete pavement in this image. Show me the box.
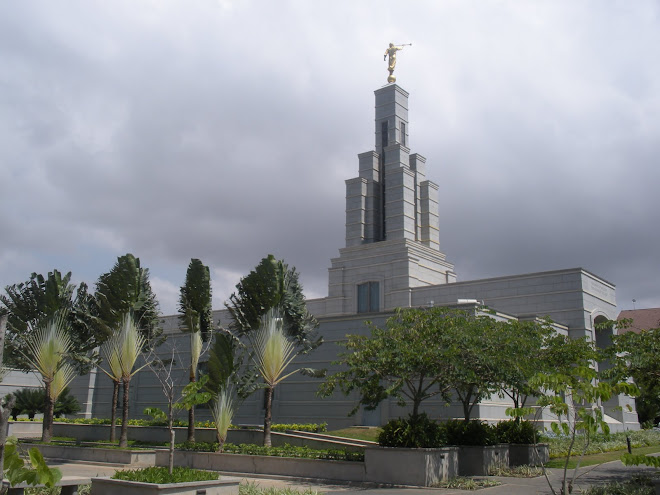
[48,458,658,494]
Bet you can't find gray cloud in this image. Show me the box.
[1,0,659,316]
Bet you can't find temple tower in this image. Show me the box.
[325,84,456,315]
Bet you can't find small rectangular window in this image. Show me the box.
[357,282,380,313]
[401,122,406,146]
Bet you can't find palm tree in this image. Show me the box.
[178,259,213,442]
[210,383,235,453]
[22,313,76,442]
[95,254,161,442]
[101,338,123,443]
[1,270,103,373]
[252,309,300,447]
[101,314,148,448]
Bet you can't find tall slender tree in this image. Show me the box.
[226,255,323,443]
[22,313,76,442]
[94,254,161,442]
[252,309,310,447]
[178,259,213,442]
[226,255,321,353]
[101,314,148,448]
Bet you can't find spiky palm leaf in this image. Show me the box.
[23,314,72,385]
[211,385,235,450]
[252,309,298,387]
[50,364,76,400]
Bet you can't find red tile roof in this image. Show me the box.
[617,308,660,334]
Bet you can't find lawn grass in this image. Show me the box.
[325,427,381,442]
[544,445,660,469]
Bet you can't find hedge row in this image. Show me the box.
[50,417,327,432]
[378,415,537,448]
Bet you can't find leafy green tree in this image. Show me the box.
[178,258,213,442]
[0,270,102,372]
[204,331,259,400]
[226,255,322,443]
[94,253,161,442]
[319,307,460,418]
[449,313,504,421]
[94,253,161,345]
[607,323,660,425]
[511,341,638,495]
[22,314,76,442]
[226,254,321,353]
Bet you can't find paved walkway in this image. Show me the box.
[49,459,658,494]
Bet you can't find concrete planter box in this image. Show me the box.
[158,450,365,483]
[458,444,509,476]
[8,421,42,438]
[509,443,549,467]
[90,477,239,495]
[32,444,156,466]
[51,423,365,452]
[364,447,459,486]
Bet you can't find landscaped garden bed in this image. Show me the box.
[91,466,239,495]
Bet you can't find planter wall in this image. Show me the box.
[364,447,459,486]
[7,421,42,438]
[156,450,366,483]
[90,477,239,495]
[32,444,157,466]
[509,443,549,467]
[458,444,509,476]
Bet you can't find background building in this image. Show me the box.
[68,83,639,431]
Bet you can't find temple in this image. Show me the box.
[65,82,639,431]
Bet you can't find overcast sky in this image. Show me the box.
[1,0,658,317]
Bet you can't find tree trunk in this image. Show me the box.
[187,367,196,442]
[110,380,119,443]
[119,378,130,448]
[0,395,16,482]
[263,386,273,447]
[168,398,174,474]
[412,399,421,418]
[168,427,175,475]
[217,434,226,453]
[41,381,54,443]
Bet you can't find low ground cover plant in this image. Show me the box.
[544,430,660,458]
[580,474,656,495]
[240,483,322,495]
[433,477,501,490]
[176,441,364,461]
[488,465,543,477]
[112,466,219,483]
[51,417,326,432]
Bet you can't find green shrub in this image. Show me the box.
[10,389,43,420]
[495,420,537,444]
[9,387,80,420]
[112,466,219,483]
[441,420,498,446]
[176,442,364,461]
[53,388,81,418]
[378,413,444,448]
